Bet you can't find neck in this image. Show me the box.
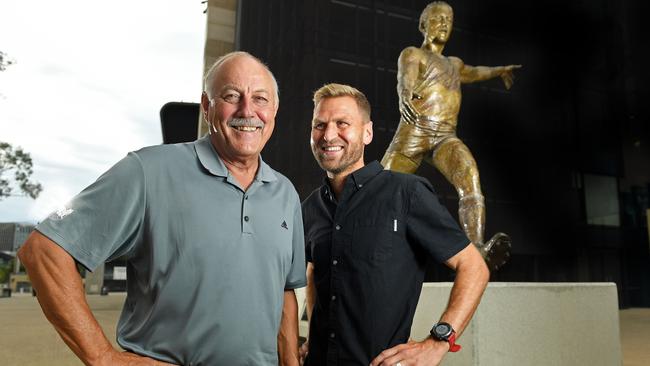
[211,138,260,191]
[422,39,445,54]
[326,160,365,200]
[327,173,348,201]
[224,158,259,191]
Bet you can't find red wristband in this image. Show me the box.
[448,332,461,352]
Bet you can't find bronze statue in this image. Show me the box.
[381,1,520,271]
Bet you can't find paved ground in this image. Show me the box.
[0,293,123,366]
[620,308,650,366]
[1,293,649,365]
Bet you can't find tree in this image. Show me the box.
[0,259,13,284]
[0,51,16,71]
[0,142,43,200]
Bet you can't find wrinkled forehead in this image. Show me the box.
[205,54,279,106]
[215,56,273,90]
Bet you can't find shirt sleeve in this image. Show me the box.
[406,177,470,263]
[36,152,146,271]
[285,195,307,289]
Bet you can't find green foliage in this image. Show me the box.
[0,142,43,200]
[0,261,12,283]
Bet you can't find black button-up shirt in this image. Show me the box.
[302,161,469,366]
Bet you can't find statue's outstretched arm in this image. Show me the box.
[459,61,522,90]
[397,47,421,123]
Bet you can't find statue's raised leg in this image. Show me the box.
[430,137,511,271]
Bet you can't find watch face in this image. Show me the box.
[432,322,453,340]
[436,323,451,335]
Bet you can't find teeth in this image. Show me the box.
[234,126,259,132]
[323,146,342,151]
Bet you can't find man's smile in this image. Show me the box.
[232,126,261,132]
[320,144,344,157]
[322,146,343,151]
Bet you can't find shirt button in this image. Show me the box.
[331,295,336,301]
[330,332,336,339]
[245,196,248,200]
[244,216,249,222]
[332,259,338,266]
[335,224,341,230]
[358,184,363,188]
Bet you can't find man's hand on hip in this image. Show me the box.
[370,338,449,366]
[299,340,309,365]
[98,349,177,366]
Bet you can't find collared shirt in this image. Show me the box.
[302,161,469,366]
[37,136,306,366]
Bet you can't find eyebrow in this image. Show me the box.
[219,84,241,93]
[312,114,352,124]
[220,84,270,95]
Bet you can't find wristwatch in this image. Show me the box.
[430,322,461,352]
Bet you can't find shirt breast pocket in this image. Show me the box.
[351,216,402,264]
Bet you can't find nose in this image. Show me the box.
[323,123,339,143]
[235,95,255,118]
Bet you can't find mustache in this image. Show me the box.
[227,117,264,128]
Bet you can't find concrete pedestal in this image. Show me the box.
[414,282,621,365]
[297,282,621,365]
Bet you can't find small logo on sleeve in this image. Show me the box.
[48,206,74,220]
[281,221,288,230]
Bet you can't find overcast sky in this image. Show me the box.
[0,0,206,223]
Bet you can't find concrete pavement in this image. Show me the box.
[1,293,648,365]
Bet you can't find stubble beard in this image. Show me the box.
[313,141,364,176]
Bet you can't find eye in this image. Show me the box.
[253,95,269,106]
[222,93,240,103]
[336,120,350,127]
[313,122,325,130]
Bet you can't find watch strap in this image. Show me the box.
[447,331,461,352]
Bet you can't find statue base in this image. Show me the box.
[411,282,621,365]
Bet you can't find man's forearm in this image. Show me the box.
[278,290,300,366]
[440,245,490,336]
[18,231,116,365]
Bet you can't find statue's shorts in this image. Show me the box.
[385,118,458,158]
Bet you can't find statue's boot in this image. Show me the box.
[476,232,511,272]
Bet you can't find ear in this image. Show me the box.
[201,92,210,121]
[363,121,374,145]
[272,98,279,118]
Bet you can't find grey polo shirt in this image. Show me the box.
[36,136,307,366]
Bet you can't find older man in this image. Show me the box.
[301,83,489,366]
[18,51,306,366]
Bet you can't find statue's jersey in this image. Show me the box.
[407,47,462,130]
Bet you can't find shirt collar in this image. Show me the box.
[349,160,383,188]
[321,160,383,202]
[194,136,277,182]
